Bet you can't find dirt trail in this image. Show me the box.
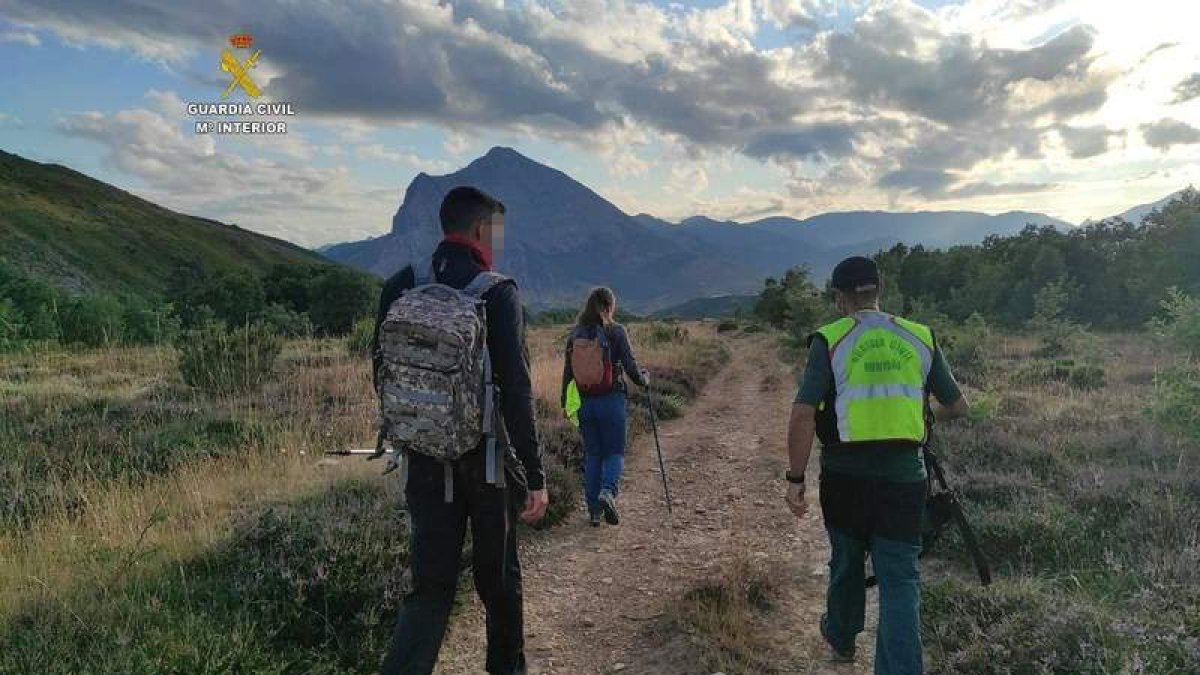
[437,334,877,675]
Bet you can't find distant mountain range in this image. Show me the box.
[3,143,1182,313]
[324,147,1072,311]
[0,149,330,297]
[1115,188,1192,224]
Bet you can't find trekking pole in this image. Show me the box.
[644,380,673,516]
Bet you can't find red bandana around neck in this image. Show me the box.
[441,234,493,270]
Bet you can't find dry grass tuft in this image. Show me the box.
[664,555,781,675]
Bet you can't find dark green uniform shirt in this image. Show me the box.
[795,324,962,482]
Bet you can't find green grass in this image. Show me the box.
[0,322,731,672]
[1,479,406,675]
[921,333,1200,673]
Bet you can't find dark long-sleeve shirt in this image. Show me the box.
[560,323,647,408]
[370,240,545,491]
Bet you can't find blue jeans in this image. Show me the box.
[826,527,923,675]
[579,391,627,515]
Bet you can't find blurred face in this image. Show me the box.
[477,212,505,266]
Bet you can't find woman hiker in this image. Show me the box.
[561,287,650,527]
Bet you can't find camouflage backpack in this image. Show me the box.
[376,266,509,498]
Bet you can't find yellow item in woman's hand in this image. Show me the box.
[564,379,582,428]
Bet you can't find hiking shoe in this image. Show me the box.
[589,512,601,527]
[820,613,855,663]
[598,490,620,525]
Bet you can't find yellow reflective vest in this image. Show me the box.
[813,312,935,445]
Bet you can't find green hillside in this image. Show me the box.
[0,149,328,298]
[654,294,758,319]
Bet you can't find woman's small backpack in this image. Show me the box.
[571,325,615,395]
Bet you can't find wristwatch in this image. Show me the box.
[785,470,806,484]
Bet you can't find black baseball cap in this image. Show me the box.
[831,256,880,293]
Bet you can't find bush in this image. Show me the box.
[640,322,689,346]
[0,264,61,341]
[1010,358,1106,390]
[1028,278,1082,356]
[177,321,282,394]
[257,302,313,338]
[182,270,268,327]
[58,294,126,347]
[121,296,181,345]
[1067,363,1106,390]
[754,266,833,338]
[940,312,991,383]
[346,317,375,357]
[0,298,25,350]
[1150,366,1200,442]
[1150,287,1200,356]
[309,268,378,336]
[716,319,740,333]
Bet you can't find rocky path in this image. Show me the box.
[436,334,877,675]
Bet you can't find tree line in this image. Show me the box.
[0,262,379,350]
[755,188,1200,335]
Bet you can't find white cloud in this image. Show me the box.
[0,30,40,46]
[6,0,1197,234]
[443,132,471,156]
[0,112,23,128]
[355,143,453,172]
[667,165,710,196]
[56,102,396,246]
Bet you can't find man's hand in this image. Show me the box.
[785,482,808,519]
[640,369,651,385]
[520,489,549,523]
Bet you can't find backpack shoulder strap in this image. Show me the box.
[414,261,435,286]
[463,271,511,299]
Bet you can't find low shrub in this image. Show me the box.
[0,298,23,351]
[1149,366,1200,443]
[1150,287,1200,356]
[1067,363,1106,390]
[346,317,376,357]
[0,479,407,674]
[939,313,991,384]
[1028,278,1084,357]
[308,268,379,336]
[1010,358,1107,390]
[258,303,314,339]
[120,297,181,345]
[716,319,740,333]
[638,321,690,346]
[177,321,282,395]
[923,578,1198,674]
[59,294,127,347]
[924,579,1112,674]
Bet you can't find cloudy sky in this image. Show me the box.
[1,0,1197,247]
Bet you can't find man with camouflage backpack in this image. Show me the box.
[372,186,548,675]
